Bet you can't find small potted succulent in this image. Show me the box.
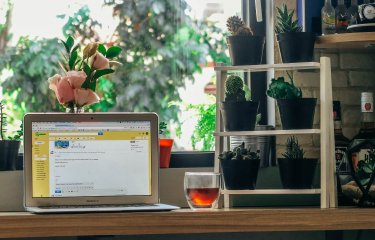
[226,15,265,66]
[275,4,315,63]
[159,121,173,168]
[0,101,22,171]
[278,136,318,189]
[221,75,259,131]
[219,142,260,190]
[266,72,317,129]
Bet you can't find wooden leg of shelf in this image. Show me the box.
[224,194,230,208]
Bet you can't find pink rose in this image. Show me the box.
[48,74,75,104]
[48,74,61,93]
[56,77,75,104]
[66,71,87,89]
[73,88,100,107]
[91,52,110,70]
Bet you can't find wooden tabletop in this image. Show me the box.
[0,208,374,238]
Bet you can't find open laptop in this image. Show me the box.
[23,112,179,213]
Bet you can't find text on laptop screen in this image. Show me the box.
[31,121,151,198]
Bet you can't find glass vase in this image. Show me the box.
[65,105,85,113]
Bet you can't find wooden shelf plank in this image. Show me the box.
[1,209,375,238]
[316,32,375,49]
[214,129,321,137]
[222,189,321,195]
[214,62,320,72]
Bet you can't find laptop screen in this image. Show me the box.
[31,121,152,198]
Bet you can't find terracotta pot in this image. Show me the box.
[159,139,174,168]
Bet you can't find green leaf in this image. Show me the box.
[65,36,74,53]
[97,44,106,56]
[83,62,91,76]
[92,69,115,80]
[106,46,122,59]
[71,44,80,55]
[243,84,251,101]
[69,50,78,70]
[89,80,96,91]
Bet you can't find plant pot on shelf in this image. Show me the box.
[221,101,259,131]
[220,158,260,190]
[226,36,265,66]
[230,125,276,168]
[159,138,173,168]
[276,32,316,63]
[0,140,21,171]
[277,98,317,130]
[277,158,318,189]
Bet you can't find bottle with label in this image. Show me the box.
[335,0,349,33]
[333,101,351,205]
[321,0,336,35]
[347,0,359,26]
[344,92,375,206]
[358,1,375,24]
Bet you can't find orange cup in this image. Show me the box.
[159,139,174,168]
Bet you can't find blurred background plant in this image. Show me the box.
[0,0,234,150]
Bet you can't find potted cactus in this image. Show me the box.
[266,72,317,130]
[226,15,265,66]
[278,136,318,189]
[0,101,22,171]
[275,4,316,63]
[221,75,259,131]
[219,142,260,190]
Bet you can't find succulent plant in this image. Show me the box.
[227,15,253,36]
[224,75,251,102]
[282,136,305,160]
[219,142,260,161]
[275,4,302,34]
[266,71,302,100]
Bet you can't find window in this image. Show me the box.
[0,0,242,151]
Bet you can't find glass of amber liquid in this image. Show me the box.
[184,172,221,210]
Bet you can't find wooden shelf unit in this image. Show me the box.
[316,32,375,49]
[0,208,375,238]
[214,57,335,209]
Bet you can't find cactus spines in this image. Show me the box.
[282,136,305,160]
[218,142,260,161]
[227,16,253,36]
[225,75,246,102]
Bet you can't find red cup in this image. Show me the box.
[159,139,174,168]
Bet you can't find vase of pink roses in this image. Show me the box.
[48,36,122,112]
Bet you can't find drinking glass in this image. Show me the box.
[184,172,221,210]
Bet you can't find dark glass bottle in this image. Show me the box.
[335,0,349,33]
[333,101,351,206]
[353,92,375,140]
[344,92,375,206]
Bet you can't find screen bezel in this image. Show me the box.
[24,112,159,207]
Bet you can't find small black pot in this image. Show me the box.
[221,158,260,190]
[277,98,317,130]
[0,140,21,171]
[277,158,318,189]
[276,32,316,63]
[226,36,265,66]
[221,101,259,131]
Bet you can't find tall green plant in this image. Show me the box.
[104,0,210,122]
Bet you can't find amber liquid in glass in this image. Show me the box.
[186,187,220,208]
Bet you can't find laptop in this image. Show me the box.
[23,112,179,213]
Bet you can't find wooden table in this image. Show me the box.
[0,208,374,238]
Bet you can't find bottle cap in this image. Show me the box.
[361,92,373,113]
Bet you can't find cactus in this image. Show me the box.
[275,4,302,34]
[227,16,253,36]
[224,75,248,102]
[282,136,305,160]
[218,142,260,161]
